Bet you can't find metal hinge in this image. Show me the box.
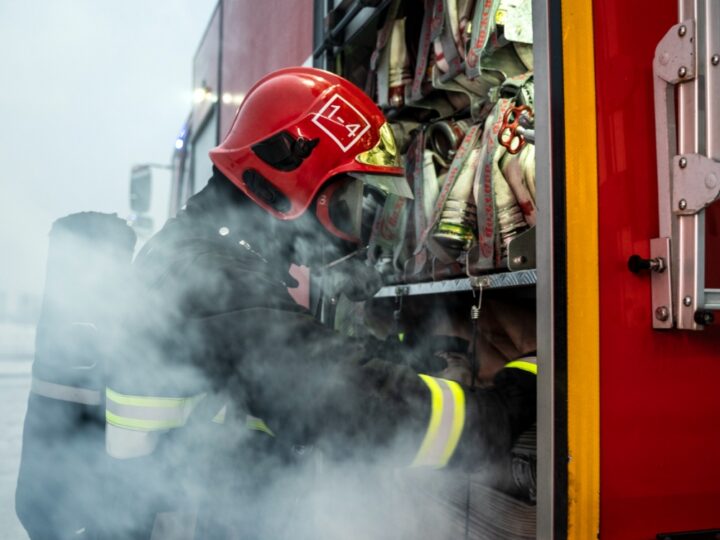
[649,6,720,330]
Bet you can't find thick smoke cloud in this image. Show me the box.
[14,183,535,539]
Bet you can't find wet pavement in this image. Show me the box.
[0,355,31,539]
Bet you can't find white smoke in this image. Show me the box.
[1,3,537,540]
[11,187,536,540]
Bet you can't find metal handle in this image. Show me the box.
[628,254,666,274]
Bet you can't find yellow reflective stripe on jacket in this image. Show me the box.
[105,388,206,432]
[246,415,275,437]
[210,405,274,436]
[411,374,466,468]
[504,356,538,375]
[212,405,227,424]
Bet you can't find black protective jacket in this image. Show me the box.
[107,173,536,538]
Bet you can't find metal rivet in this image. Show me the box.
[712,54,720,66]
[329,297,337,305]
[706,173,718,189]
[679,156,688,168]
[678,66,688,78]
[683,295,692,307]
[655,306,670,322]
[512,255,526,265]
[679,199,688,210]
[218,226,230,236]
[678,24,687,37]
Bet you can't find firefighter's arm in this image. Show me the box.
[409,358,536,469]
[193,308,536,469]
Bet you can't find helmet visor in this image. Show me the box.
[316,173,413,244]
[316,176,365,244]
[355,123,402,169]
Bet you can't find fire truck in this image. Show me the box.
[128,0,720,538]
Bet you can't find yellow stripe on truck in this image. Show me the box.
[562,0,601,536]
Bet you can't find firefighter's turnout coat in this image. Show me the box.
[104,174,536,538]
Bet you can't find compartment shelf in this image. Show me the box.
[374,269,537,298]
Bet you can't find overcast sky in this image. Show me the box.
[0,0,218,297]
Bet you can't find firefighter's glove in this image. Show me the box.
[323,257,384,302]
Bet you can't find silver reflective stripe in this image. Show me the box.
[106,423,160,459]
[411,374,466,468]
[31,377,101,406]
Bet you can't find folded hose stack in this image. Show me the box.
[364,0,536,283]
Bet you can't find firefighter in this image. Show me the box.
[104,67,536,538]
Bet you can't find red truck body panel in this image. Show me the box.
[192,6,221,134]
[594,0,720,537]
[219,0,314,139]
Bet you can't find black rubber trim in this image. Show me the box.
[313,0,325,68]
[251,133,319,172]
[216,0,224,145]
[242,169,291,213]
[549,0,569,536]
[657,530,720,540]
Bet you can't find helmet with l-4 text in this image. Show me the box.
[209,67,409,241]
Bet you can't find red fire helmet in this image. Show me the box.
[209,67,407,227]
